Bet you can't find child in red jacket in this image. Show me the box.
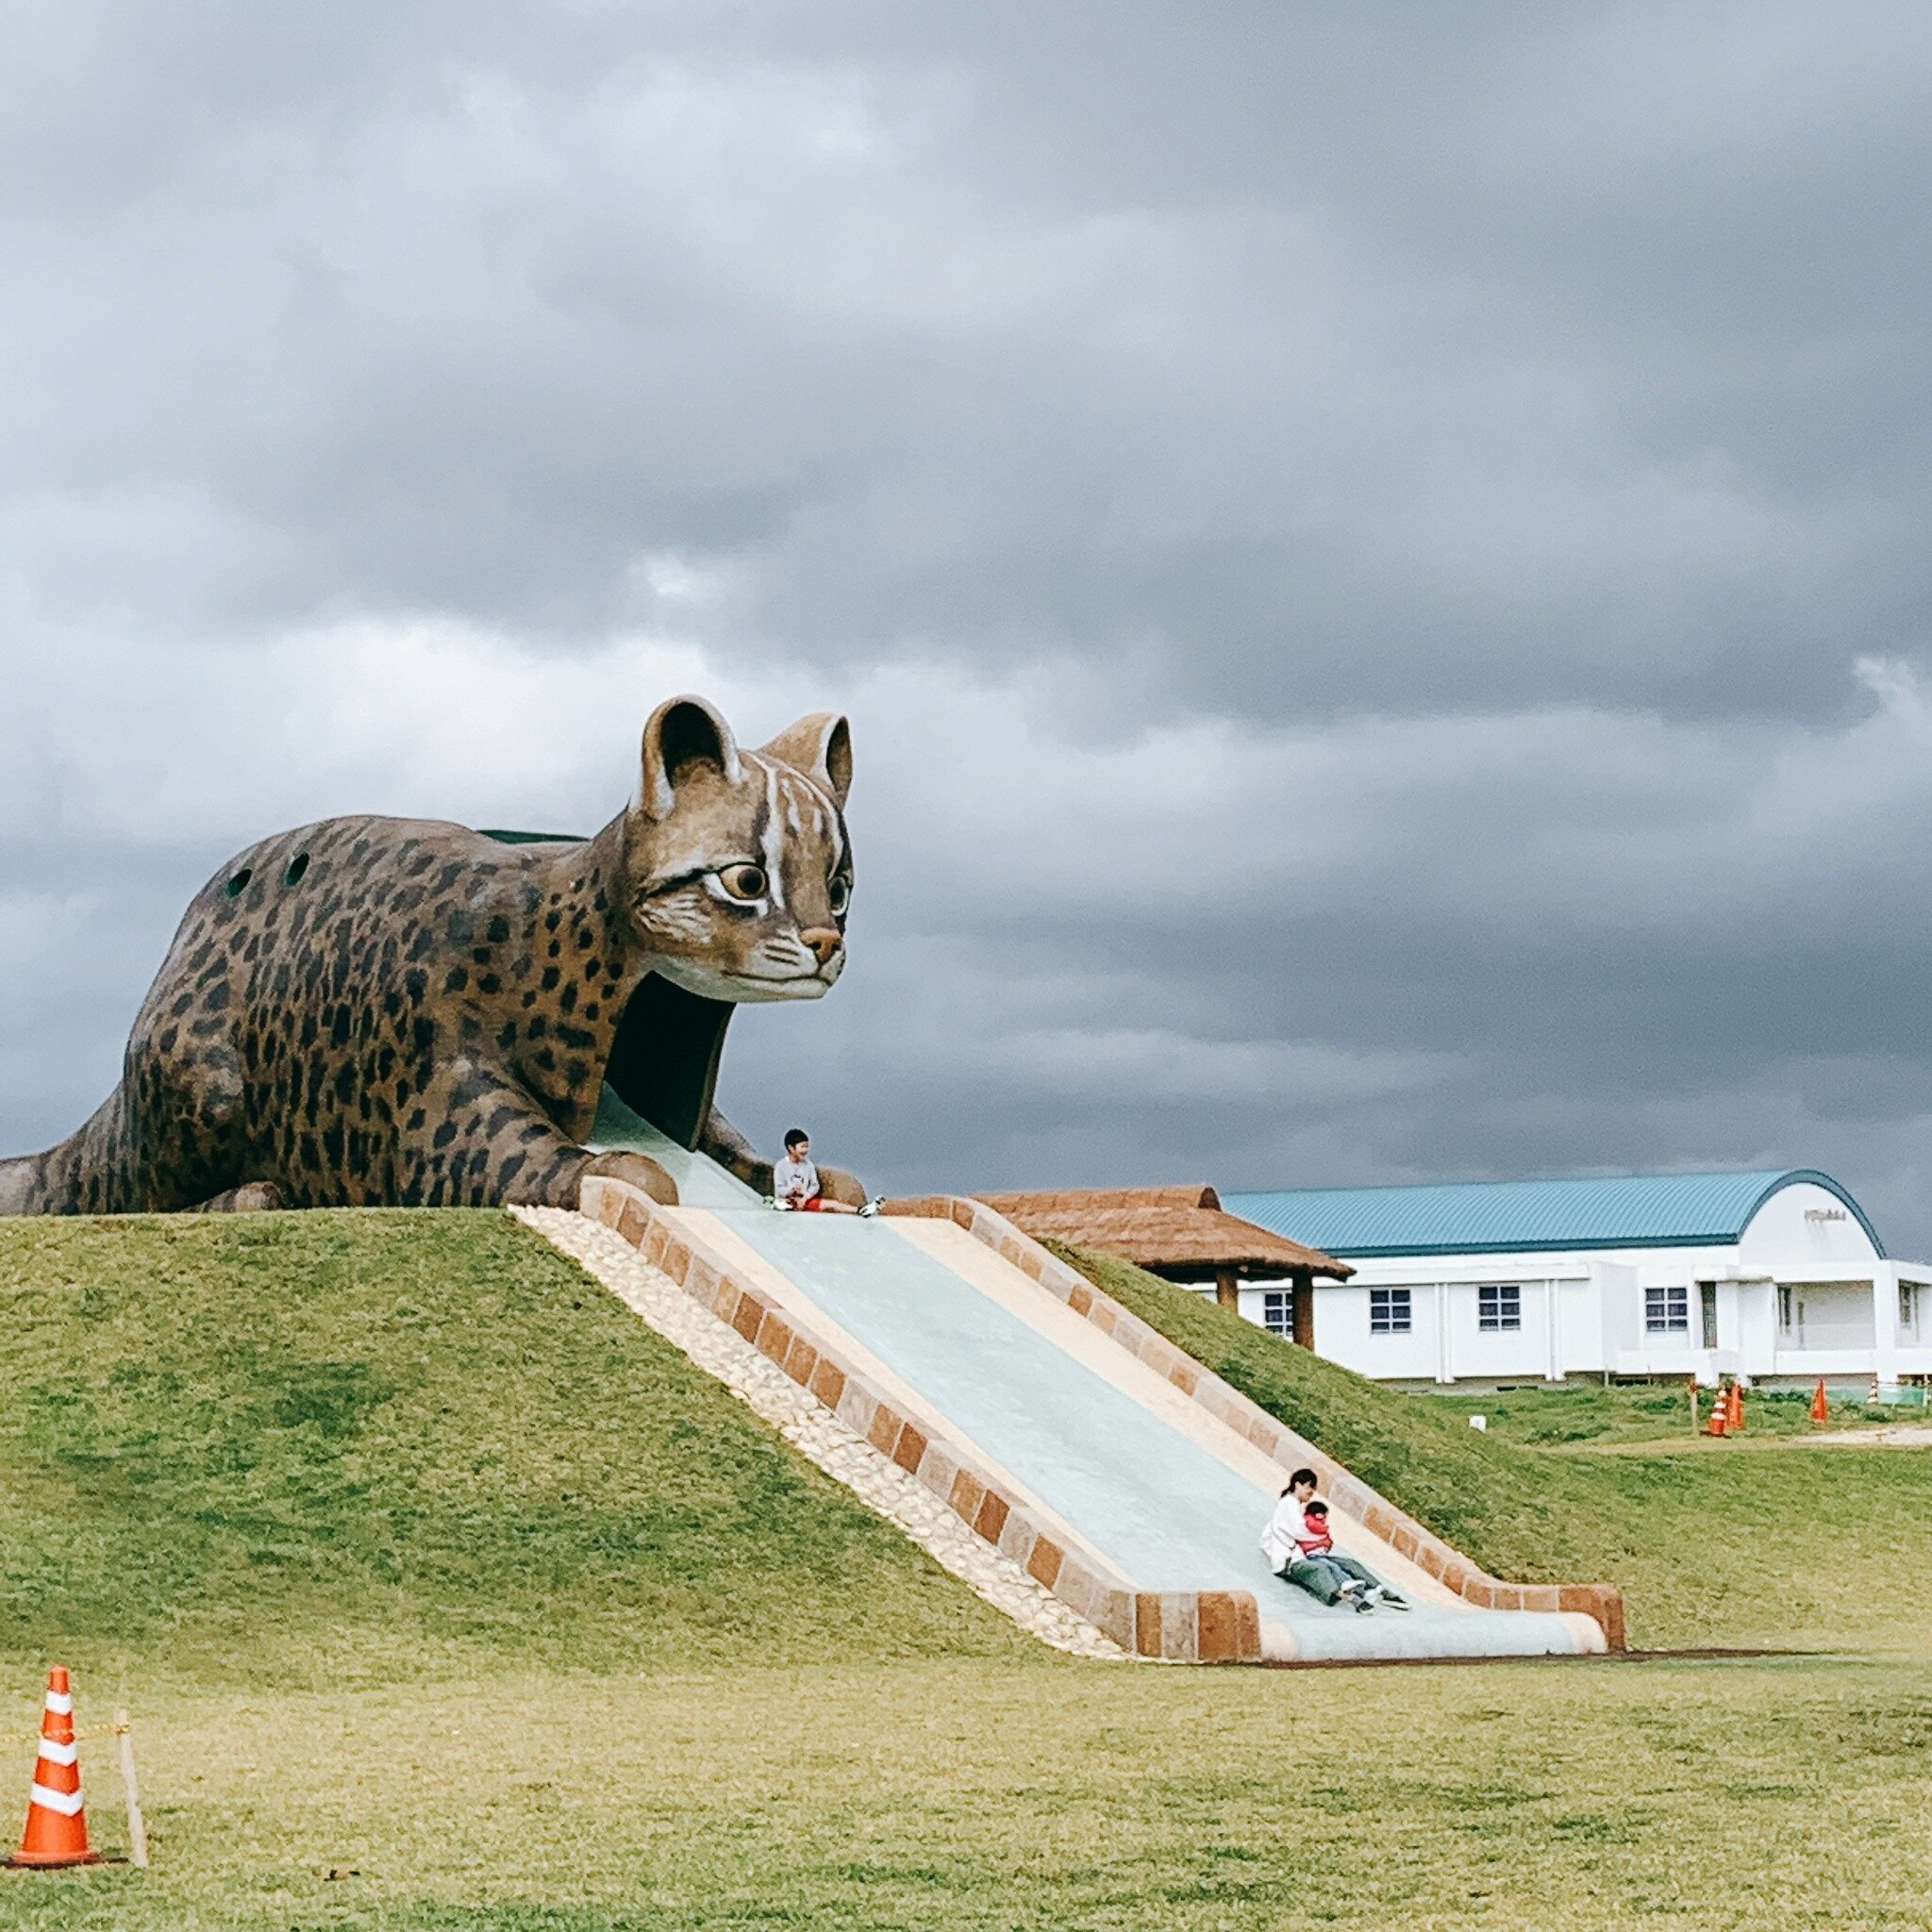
[1296,1502,1409,1611]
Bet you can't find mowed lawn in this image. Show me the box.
[0,1214,1928,1930]
[8,1658,1932,1931]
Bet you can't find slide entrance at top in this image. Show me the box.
[591,1096,1607,1663]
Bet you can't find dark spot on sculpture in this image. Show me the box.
[225,869,252,897]
[284,854,309,887]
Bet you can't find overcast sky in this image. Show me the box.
[5,2,1931,1250]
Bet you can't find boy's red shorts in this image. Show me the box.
[799,1196,824,1212]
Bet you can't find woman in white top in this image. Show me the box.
[1260,1468,1406,1611]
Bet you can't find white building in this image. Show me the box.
[1221,1171,1932,1390]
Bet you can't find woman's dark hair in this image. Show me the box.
[1290,1467,1318,1490]
[784,1128,809,1150]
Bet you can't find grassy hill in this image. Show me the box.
[0,1211,1027,1693]
[0,1214,1928,1931]
[1054,1242,1932,1654]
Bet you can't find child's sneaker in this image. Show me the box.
[858,1198,882,1218]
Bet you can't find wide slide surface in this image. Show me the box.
[590,1116,1601,1660]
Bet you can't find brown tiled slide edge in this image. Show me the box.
[889,1193,1626,1653]
[575,1178,1263,1662]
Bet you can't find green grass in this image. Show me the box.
[7,1660,1931,1930]
[1052,1243,1932,1655]
[1423,1379,1913,1447]
[0,1212,1025,1692]
[1,1213,1928,1930]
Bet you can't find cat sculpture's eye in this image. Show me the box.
[716,862,769,903]
[827,874,851,918]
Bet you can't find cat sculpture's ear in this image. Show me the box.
[639,695,742,821]
[759,712,853,810]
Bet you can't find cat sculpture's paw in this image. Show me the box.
[193,1181,289,1212]
[577,1149,680,1208]
[816,1164,869,1209]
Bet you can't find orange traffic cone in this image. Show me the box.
[1810,1378,1829,1424]
[7,1667,101,1868]
[1727,1381,1745,1433]
[1704,1385,1728,1437]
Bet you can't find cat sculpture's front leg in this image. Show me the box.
[698,1106,773,1192]
[402,1057,677,1209]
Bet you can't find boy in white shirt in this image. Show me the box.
[771,1128,878,1215]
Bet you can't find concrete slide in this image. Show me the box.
[591,1112,1609,1663]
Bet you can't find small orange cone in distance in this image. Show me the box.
[1810,1378,1829,1424]
[1727,1381,1745,1432]
[8,1667,102,1868]
[1704,1386,1728,1437]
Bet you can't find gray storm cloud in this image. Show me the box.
[2,3,1929,1246]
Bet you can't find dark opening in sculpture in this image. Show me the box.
[0,696,859,1215]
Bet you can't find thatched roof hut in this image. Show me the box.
[973,1185,1350,1343]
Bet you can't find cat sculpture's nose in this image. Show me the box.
[800,926,843,968]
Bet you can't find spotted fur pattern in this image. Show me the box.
[0,699,854,1215]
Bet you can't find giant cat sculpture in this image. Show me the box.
[0,696,860,1215]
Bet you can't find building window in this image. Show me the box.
[1902,1283,1922,1336]
[1370,1288,1412,1335]
[1476,1284,1522,1332]
[1779,1285,1795,1331]
[1645,1285,1690,1334]
[1261,1289,1292,1337]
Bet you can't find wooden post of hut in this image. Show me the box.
[1215,1268,1240,1310]
[1291,1268,1316,1350]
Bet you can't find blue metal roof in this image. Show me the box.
[1224,1170,1885,1260]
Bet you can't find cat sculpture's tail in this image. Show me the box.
[0,1091,131,1215]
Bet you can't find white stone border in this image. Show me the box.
[513,1207,1128,1661]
